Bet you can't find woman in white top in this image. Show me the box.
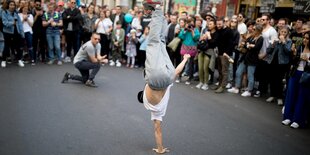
[19,5,34,64]
[94,11,113,58]
[282,31,310,129]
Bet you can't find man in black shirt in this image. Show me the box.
[215,17,233,93]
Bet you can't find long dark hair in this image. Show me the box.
[304,31,310,48]
[3,0,16,10]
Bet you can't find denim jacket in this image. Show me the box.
[2,10,24,38]
[0,8,4,41]
[266,39,292,64]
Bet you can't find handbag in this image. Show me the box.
[197,40,209,52]
[299,62,310,87]
[167,37,181,52]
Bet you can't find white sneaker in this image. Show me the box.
[290,122,299,129]
[196,82,203,89]
[116,62,121,67]
[185,81,191,85]
[57,61,63,65]
[266,97,275,102]
[109,60,115,66]
[201,84,209,90]
[175,79,180,83]
[1,61,6,68]
[227,87,239,94]
[193,72,199,77]
[225,83,232,89]
[241,91,251,97]
[18,60,25,67]
[47,60,54,65]
[61,52,65,59]
[64,57,71,63]
[215,82,219,86]
[282,119,291,126]
[277,99,283,106]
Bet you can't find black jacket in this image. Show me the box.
[244,36,263,66]
[110,13,125,29]
[62,8,82,32]
[217,27,233,56]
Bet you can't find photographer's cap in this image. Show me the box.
[57,1,64,6]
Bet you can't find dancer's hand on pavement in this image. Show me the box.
[152,148,170,154]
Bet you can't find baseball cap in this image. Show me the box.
[57,1,64,6]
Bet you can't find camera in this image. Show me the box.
[187,24,194,29]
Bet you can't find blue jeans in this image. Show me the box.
[24,32,34,61]
[46,33,61,61]
[284,70,310,127]
[235,62,256,91]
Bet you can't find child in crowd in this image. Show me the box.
[110,21,125,67]
[126,29,138,68]
[138,26,150,68]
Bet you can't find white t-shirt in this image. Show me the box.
[19,13,33,34]
[237,22,247,35]
[297,53,310,71]
[143,84,173,121]
[95,18,113,34]
[260,26,278,55]
[113,14,120,29]
[131,17,141,29]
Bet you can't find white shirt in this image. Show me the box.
[19,13,33,34]
[260,26,278,55]
[95,18,113,34]
[131,17,141,29]
[297,53,310,71]
[237,22,247,35]
[143,84,173,121]
[113,14,120,29]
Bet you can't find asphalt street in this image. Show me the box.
[0,63,310,155]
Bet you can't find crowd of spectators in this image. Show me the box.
[0,0,309,129]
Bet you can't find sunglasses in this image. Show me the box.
[260,19,267,21]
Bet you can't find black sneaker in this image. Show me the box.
[61,72,70,83]
[85,80,98,87]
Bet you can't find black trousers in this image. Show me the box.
[2,32,23,61]
[33,32,47,62]
[71,61,101,83]
[99,34,110,59]
[65,31,79,57]
[269,64,288,98]
[255,60,269,95]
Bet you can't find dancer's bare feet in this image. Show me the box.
[152,147,170,154]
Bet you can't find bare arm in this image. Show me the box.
[174,54,190,79]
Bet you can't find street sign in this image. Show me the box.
[293,0,310,15]
[260,0,276,13]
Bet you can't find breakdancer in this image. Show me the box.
[137,1,190,153]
